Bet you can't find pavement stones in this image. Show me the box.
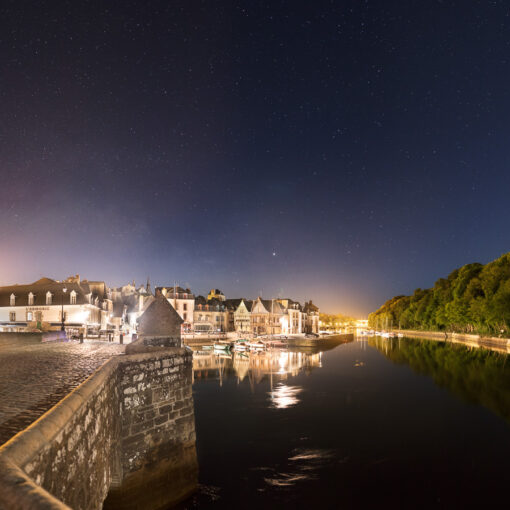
[0,340,124,445]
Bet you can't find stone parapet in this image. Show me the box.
[0,348,197,510]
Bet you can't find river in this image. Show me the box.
[179,336,510,508]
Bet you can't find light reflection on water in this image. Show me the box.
[269,383,303,409]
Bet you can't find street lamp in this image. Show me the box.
[61,287,67,331]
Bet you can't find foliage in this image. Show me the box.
[368,253,510,336]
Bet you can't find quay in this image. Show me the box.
[0,297,198,510]
[395,329,510,354]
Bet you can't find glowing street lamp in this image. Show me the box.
[61,287,67,331]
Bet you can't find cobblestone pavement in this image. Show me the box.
[0,339,125,445]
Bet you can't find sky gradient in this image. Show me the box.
[1,1,510,316]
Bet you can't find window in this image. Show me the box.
[46,292,52,305]
[70,291,77,305]
[28,292,34,305]
[27,312,33,321]
[9,312,16,322]
[10,294,15,306]
[183,312,187,320]
[183,303,187,311]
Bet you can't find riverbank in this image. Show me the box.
[397,329,510,354]
[288,333,354,347]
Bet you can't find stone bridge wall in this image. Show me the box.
[0,348,197,510]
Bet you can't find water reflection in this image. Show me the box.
[269,383,303,409]
[192,348,323,389]
[369,335,510,423]
[185,338,510,509]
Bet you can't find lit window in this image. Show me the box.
[9,312,16,321]
[70,291,77,305]
[28,292,34,305]
[27,312,33,321]
[46,292,52,305]
[10,294,15,306]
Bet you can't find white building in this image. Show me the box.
[110,279,153,334]
[277,299,303,335]
[156,286,195,333]
[0,275,112,335]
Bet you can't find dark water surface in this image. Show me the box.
[181,337,510,509]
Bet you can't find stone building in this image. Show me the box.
[0,275,112,335]
[207,288,226,302]
[230,299,253,334]
[303,300,320,334]
[250,297,286,336]
[193,296,228,333]
[156,286,195,333]
[110,279,154,335]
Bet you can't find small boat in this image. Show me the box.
[247,341,266,351]
[233,342,248,351]
[201,345,214,350]
[397,333,404,338]
[214,343,231,351]
[264,339,288,348]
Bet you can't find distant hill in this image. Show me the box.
[369,252,510,336]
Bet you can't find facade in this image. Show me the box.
[111,279,154,334]
[193,296,228,333]
[303,300,320,334]
[277,299,303,335]
[230,299,253,334]
[0,275,112,335]
[156,286,195,333]
[250,298,286,336]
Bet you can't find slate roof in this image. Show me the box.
[155,286,194,297]
[303,300,319,313]
[112,301,126,318]
[137,295,183,335]
[224,298,243,311]
[0,278,106,307]
[194,295,207,306]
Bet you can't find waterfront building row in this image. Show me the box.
[0,277,319,336]
[156,286,320,336]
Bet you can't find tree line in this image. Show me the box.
[368,252,510,336]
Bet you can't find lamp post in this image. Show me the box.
[61,287,67,331]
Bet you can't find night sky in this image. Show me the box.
[2,1,510,316]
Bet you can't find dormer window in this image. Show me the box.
[70,290,77,305]
[10,294,15,306]
[28,292,34,306]
[46,292,52,305]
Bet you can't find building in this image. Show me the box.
[110,279,154,335]
[277,299,303,335]
[207,289,226,302]
[193,296,228,334]
[155,286,195,333]
[0,275,112,335]
[250,297,286,336]
[226,299,253,334]
[303,300,320,334]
